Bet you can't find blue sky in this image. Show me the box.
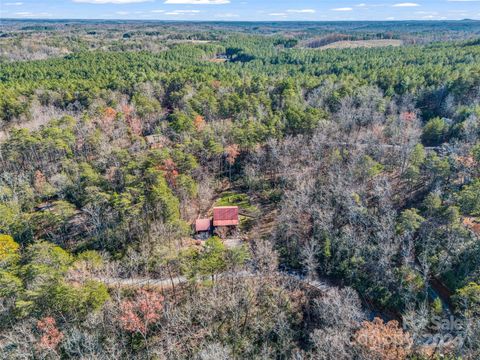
[1,0,479,21]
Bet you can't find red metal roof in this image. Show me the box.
[213,206,239,227]
[195,218,211,232]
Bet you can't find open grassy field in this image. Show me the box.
[319,39,403,49]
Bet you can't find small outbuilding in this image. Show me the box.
[195,218,212,240]
[195,218,212,232]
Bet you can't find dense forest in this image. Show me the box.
[1,19,480,359]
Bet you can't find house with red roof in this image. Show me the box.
[194,206,239,239]
[213,206,239,227]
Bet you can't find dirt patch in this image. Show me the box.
[207,58,227,63]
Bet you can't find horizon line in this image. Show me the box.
[2,18,480,22]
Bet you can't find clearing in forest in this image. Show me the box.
[319,39,403,49]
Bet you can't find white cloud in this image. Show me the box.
[393,3,420,7]
[286,9,316,13]
[215,12,239,18]
[5,2,23,5]
[73,0,151,3]
[355,3,385,9]
[421,15,447,19]
[115,11,129,14]
[331,7,353,11]
[14,11,51,17]
[165,9,200,15]
[164,0,229,4]
[268,12,287,16]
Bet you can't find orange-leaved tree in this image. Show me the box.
[353,317,413,360]
[37,317,63,351]
[118,289,164,336]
